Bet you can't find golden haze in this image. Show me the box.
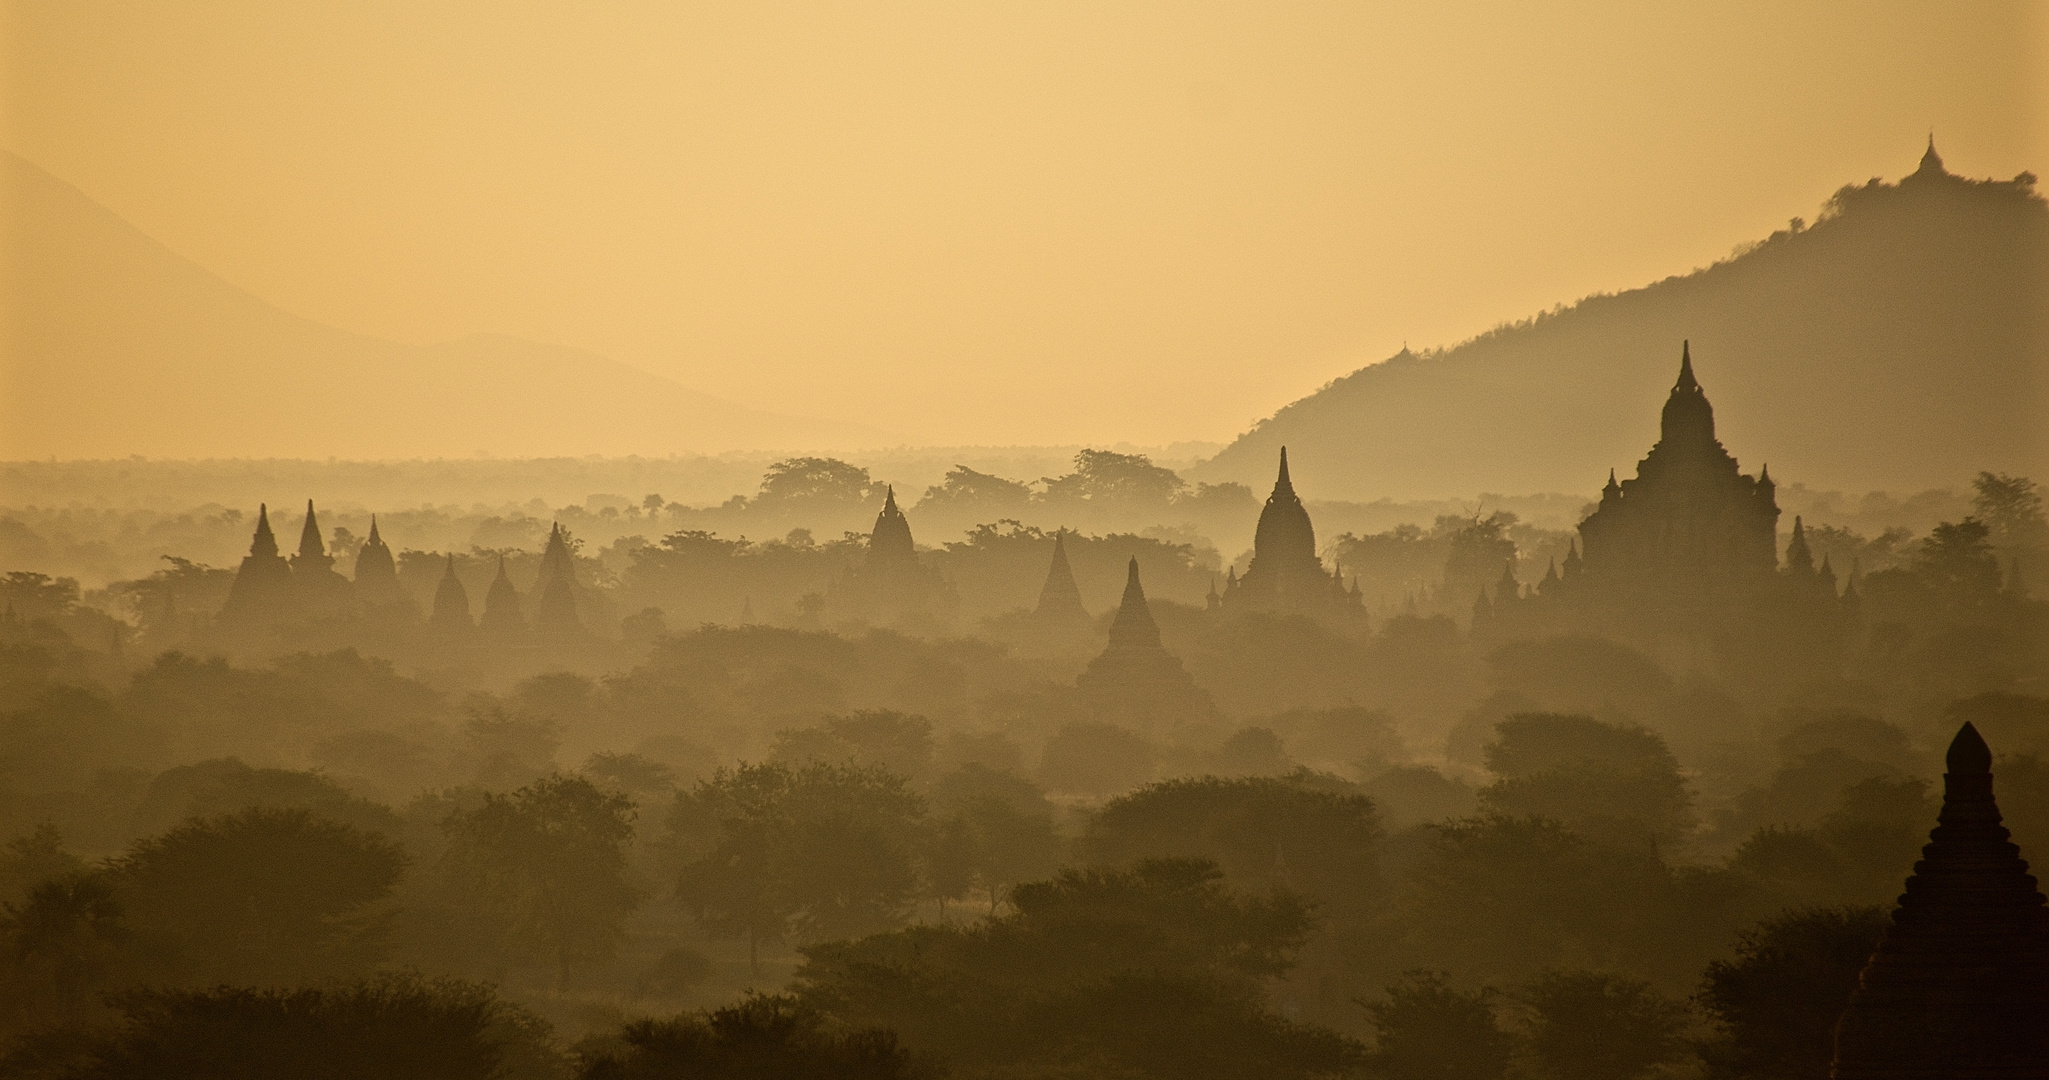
[3,0,2044,450]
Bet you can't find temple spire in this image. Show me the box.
[1034,529,1088,624]
[1830,723,2049,1074]
[1784,515,1815,575]
[298,500,324,559]
[251,504,278,559]
[1105,557,1161,649]
[1676,340,1698,392]
[430,553,472,632]
[1275,447,1294,496]
[1916,133,1945,176]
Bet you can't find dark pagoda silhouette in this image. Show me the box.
[831,486,955,631]
[1831,721,2049,1077]
[288,500,353,618]
[1576,343,1779,609]
[533,522,582,637]
[1033,530,1090,631]
[351,515,407,610]
[428,554,473,635]
[1218,448,1364,624]
[1076,558,1214,735]
[217,503,294,631]
[478,555,529,637]
[1475,344,1858,686]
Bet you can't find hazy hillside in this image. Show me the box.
[1196,148,2049,500]
[0,151,888,459]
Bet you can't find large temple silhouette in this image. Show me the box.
[1473,344,1858,680]
[1076,558,1215,734]
[829,486,956,630]
[1830,722,2049,1076]
[1216,447,1366,624]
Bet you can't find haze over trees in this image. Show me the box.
[1,153,2047,1076]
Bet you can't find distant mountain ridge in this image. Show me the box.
[1194,146,2049,500]
[0,151,891,460]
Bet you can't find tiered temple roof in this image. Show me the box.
[1832,722,2049,1075]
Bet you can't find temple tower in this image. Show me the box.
[1034,530,1089,628]
[1831,722,2049,1076]
[352,516,406,609]
[832,485,954,629]
[1076,559,1213,735]
[289,500,353,617]
[479,555,528,636]
[429,554,473,634]
[533,523,582,637]
[1574,344,1780,626]
[1221,447,1359,620]
[218,504,294,629]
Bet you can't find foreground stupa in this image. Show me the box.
[1831,721,2049,1077]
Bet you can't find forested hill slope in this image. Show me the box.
[1194,150,2049,501]
[0,152,887,460]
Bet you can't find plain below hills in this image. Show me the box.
[1194,147,2049,501]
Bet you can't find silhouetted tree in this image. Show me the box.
[50,976,559,1080]
[1515,969,1690,1080]
[1040,449,1185,508]
[1697,906,1889,1080]
[576,993,931,1080]
[1479,714,1692,847]
[797,859,1335,1077]
[1080,773,1383,909]
[1362,970,1514,1080]
[114,807,403,985]
[439,775,638,984]
[673,762,926,969]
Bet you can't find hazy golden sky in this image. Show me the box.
[4,1,2043,447]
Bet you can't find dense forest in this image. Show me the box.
[1,447,2044,1076]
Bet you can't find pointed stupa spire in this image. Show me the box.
[867,485,916,566]
[251,504,279,559]
[1602,469,1621,501]
[534,524,581,636]
[1238,446,1322,613]
[1831,723,2049,1074]
[1915,132,1945,176]
[1495,557,1521,603]
[219,503,294,627]
[1659,341,1716,446]
[352,512,404,607]
[1784,515,1815,574]
[1035,529,1088,624]
[430,553,473,633]
[298,500,325,559]
[479,554,527,635]
[1105,557,1161,650]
